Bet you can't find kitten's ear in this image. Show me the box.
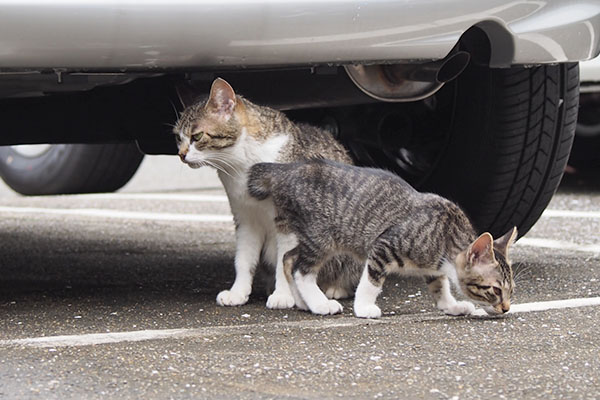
[207,78,236,120]
[494,226,518,257]
[467,232,495,267]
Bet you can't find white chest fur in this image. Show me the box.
[216,132,289,226]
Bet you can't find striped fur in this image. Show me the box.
[248,160,516,317]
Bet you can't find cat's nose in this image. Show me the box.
[179,152,187,162]
[492,301,510,314]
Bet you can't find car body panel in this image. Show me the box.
[0,0,599,73]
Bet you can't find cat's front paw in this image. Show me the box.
[443,301,475,316]
[216,290,249,307]
[266,291,296,309]
[353,303,382,319]
[324,286,351,300]
[293,294,309,311]
[310,299,343,315]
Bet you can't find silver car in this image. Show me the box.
[0,0,598,238]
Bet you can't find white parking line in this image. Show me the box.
[518,237,600,254]
[2,297,600,348]
[543,209,600,219]
[0,205,598,252]
[80,193,229,202]
[0,318,381,348]
[0,206,233,223]
[471,296,600,316]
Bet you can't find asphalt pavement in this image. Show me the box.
[1,156,599,399]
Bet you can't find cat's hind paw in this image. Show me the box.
[324,286,351,300]
[216,290,249,307]
[353,303,382,319]
[310,299,343,315]
[443,301,475,316]
[266,291,296,309]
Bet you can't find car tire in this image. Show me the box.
[0,143,144,195]
[424,63,579,238]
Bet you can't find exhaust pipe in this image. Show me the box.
[345,51,470,102]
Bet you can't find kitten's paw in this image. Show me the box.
[324,286,351,300]
[443,301,475,316]
[353,303,382,319]
[310,300,344,315]
[266,291,296,309]
[216,290,249,307]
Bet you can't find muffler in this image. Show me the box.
[344,50,470,102]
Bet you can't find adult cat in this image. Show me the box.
[175,78,357,309]
[247,159,516,317]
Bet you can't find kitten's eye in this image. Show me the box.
[493,287,502,296]
[192,132,204,142]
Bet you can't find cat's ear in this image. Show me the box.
[494,226,518,257]
[207,78,236,120]
[466,232,495,267]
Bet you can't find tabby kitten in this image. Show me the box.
[174,78,358,309]
[247,159,516,318]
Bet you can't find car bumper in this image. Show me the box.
[0,0,599,71]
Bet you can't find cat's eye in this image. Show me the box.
[192,132,204,142]
[493,287,502,296]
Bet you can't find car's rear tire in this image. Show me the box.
[0,143,144,195]
[426,63,579,238]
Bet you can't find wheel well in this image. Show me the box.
[461,22,515,68]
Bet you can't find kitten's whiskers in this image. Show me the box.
[512,263,531,283]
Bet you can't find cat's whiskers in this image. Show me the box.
[204,159,235,179]
[208,162,231,178]
[210,157,244,180]
[208,154,237,170]
[513,262,531,283]
[168,99,181,127]
[209,155,243,178]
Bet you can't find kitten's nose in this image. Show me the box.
[500,301,510,313]
[179,152,187,162]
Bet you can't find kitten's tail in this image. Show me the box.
[247,162,277,200]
